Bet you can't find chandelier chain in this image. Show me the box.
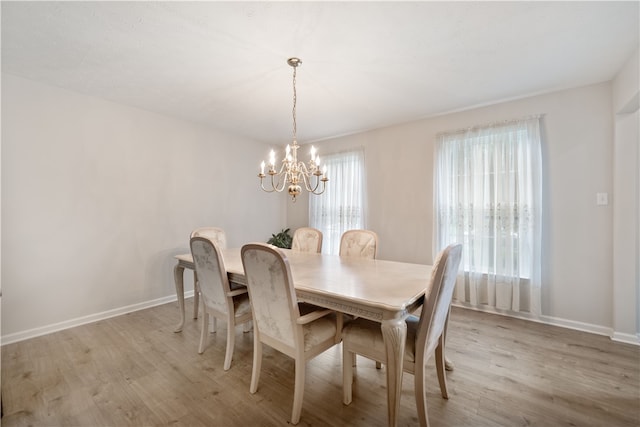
[292,66,297,141]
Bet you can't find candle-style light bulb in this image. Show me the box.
[310,146,316,159]
[269,150,275,167]
[286,144,291,156]
[260,161,265,175]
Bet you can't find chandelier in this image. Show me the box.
[258,57,328,202]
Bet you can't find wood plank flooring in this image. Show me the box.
[2,302,639,426]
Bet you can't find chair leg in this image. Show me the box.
[198,311,208,354]
[193,274,199,319]
[249,339,262,394]
[375,361,382,369]
[443,308,454,371]
[343,346,354,405]
[223,319,235,371]
[435,335,449,399]
[291,358,305,425]
[243,320,252,333]
[414,362,430,427]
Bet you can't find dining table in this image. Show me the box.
[173,247,436,427]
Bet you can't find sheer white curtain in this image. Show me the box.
[434,116,542,315]
[310,149,365,255]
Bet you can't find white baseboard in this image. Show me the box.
[3,294,637,347]
[452,302,640,346]
[537,313,613,336]
[611,331,640,345]
[1,290,195,346]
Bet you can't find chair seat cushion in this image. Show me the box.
[342,315,420,363]
[303,314,337,351]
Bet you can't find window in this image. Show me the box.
[310,149,365,255]
[434,116,542,314]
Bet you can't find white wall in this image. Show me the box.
[1,74,284,342]
[289,82,622,336]
[612,48,640,341]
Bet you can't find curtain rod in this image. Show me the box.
[436,114,544,137]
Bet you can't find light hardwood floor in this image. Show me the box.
[2,302,639,426]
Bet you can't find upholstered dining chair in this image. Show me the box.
[339,229,378,259]
[291,227,323,253]
[341,243,463,427]
[241,243,341,425]
[190,236,252,371]
[190,227,227,320]
[339,228,380,367]
[191,227,227,248]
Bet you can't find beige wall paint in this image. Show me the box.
[3,54,636,341]
[612,48,639,114]
[612,47,640,340]
[290,82,619,333]
[613,110,639,339]
[1,74,284,340]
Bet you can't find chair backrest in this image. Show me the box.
[190,227,227,249]
[416,244,463,359]
[241,243,300,349]
[339,229,378,259]
[291,227,323,253]
[190,236,232,314]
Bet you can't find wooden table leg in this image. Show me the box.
[381,316,407,427]
[173,263,186,333]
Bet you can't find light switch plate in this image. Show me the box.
[596,192,608,206]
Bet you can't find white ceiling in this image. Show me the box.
[2,1,638,144]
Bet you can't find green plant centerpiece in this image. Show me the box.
[267,228,293,249]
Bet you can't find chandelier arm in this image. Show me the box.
[299,161,320,177]
[260,175,282,193]
[270,172,288,192]
[301,172,327,194]
[260,169,288,193]
[312,183,327,196]
[276,161,288,176]
[296,162,309,175]
[301,172,316,192]
[260,179,278,193]
[309,178,327,195]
